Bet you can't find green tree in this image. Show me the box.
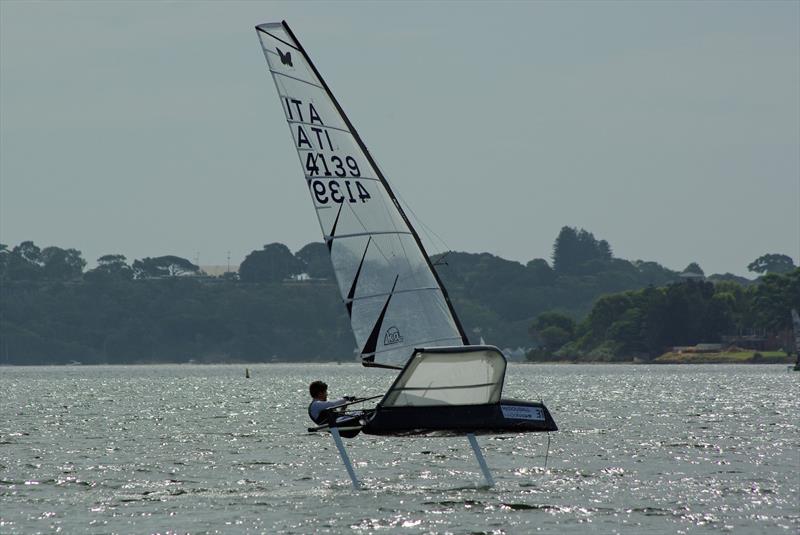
[239,243,304,283]
[529,311,575,350]
[85,254,134,282]
[525,258,556,285]
[552,227,578,274]
[531,311,576,336]
[712,280,756,331]
[552,226,612,274]
[41,246,86,280]
[295,242,334,280]
[751,269,800,331]
[132,256,199,279]
[537,325,572,349]
[682,262,704,276]
[747,253,796,275]
[606,308,646,355]
[587,279,738,359]
[0,243,8,280]
[15,241,42,264]
[5,241,44,280]
[633,260,680,286]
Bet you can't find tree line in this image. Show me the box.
[527,270,799,361]
[0,229,796,364]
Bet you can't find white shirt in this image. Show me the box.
[309,398,346,422]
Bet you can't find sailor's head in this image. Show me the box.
[309,380,328,401]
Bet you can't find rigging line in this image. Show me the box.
[372,159,452,276]
[387,194,415,274]
[372,159,452,255]
[384,179,422,292]
[399,190,452,256]
[432,250,452,267]
[352,152,418,292]
[370,161,452,337]
[362,157,437,331]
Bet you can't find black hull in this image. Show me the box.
[362,399,557,437]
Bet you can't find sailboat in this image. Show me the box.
[255,21,557,488]
[792,309,800,371]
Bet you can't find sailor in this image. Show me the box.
[308,380,354,424]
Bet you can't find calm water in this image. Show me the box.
[1,364,797,534]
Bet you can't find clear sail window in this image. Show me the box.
[381,348,506,407]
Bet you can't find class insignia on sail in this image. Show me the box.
[276,47,292,67]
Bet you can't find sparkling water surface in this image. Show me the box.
[1,364,797,534]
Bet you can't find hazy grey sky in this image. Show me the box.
[1,1,798,276]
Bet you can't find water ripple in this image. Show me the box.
[0,363,798,533]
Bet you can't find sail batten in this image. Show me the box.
[361,336,466,358]
[326,230,413,240]
[256,26,301,51]
[257,21,469,368]
[347,286,442,304]
[285,120,351,134]
[271,70,325,90]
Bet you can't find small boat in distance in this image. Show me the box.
[255,21,556,488]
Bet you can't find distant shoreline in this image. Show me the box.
[1,357,795,366]
[652,350,792,364]
[525,351,794,365]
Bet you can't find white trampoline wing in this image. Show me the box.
[381,347,506,407]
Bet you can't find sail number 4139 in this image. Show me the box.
[311,179,371,204]
[306,152,370,204]
[306,152,360,178]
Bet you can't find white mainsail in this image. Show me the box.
[256,22,468,368]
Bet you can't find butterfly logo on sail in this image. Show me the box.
[384,326,403,346]
[276,47,293,67]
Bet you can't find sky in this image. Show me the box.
[1,1,798,276]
